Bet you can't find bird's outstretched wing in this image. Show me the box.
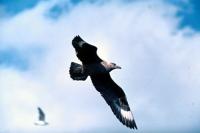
[90,74,137,129]
[38,107,45,121]
[72,35,102,64]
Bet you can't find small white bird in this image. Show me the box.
[34,107,48,126]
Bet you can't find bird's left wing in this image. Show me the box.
[38,107,45,121]
[72,35,102,64]
[90,74,137,129]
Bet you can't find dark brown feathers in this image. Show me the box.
[70,35,137,130]
[72,36,102,64]
[69,62,88,80]
[91,74,137,129]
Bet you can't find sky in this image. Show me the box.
[0,0,200,132]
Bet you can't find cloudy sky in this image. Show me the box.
[1,0,200,132]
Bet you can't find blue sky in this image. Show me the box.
[1,0,200,132]
[1,0,200,30]
[0,48,29,70]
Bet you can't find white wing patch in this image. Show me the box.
[78,41,86,47]
[120,109,134,121]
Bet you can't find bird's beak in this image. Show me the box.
[116,65,122,69]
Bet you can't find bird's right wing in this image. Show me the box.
[72,36,102,64]
[38,107,45,121]
[90,74,137,129]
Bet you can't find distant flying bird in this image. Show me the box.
[34,107,48,126]
[69,36,137,129]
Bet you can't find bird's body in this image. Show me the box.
[34,107,48,126]
[84,61,116,74]
[69,36,137,129]
[34,120,48,126]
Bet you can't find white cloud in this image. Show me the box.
[1,0,200,132]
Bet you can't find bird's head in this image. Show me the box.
[108,63,121,71]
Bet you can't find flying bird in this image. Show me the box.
[69,36,137,129]
[34,107,48,126]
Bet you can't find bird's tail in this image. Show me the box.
[69,62,88,80]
